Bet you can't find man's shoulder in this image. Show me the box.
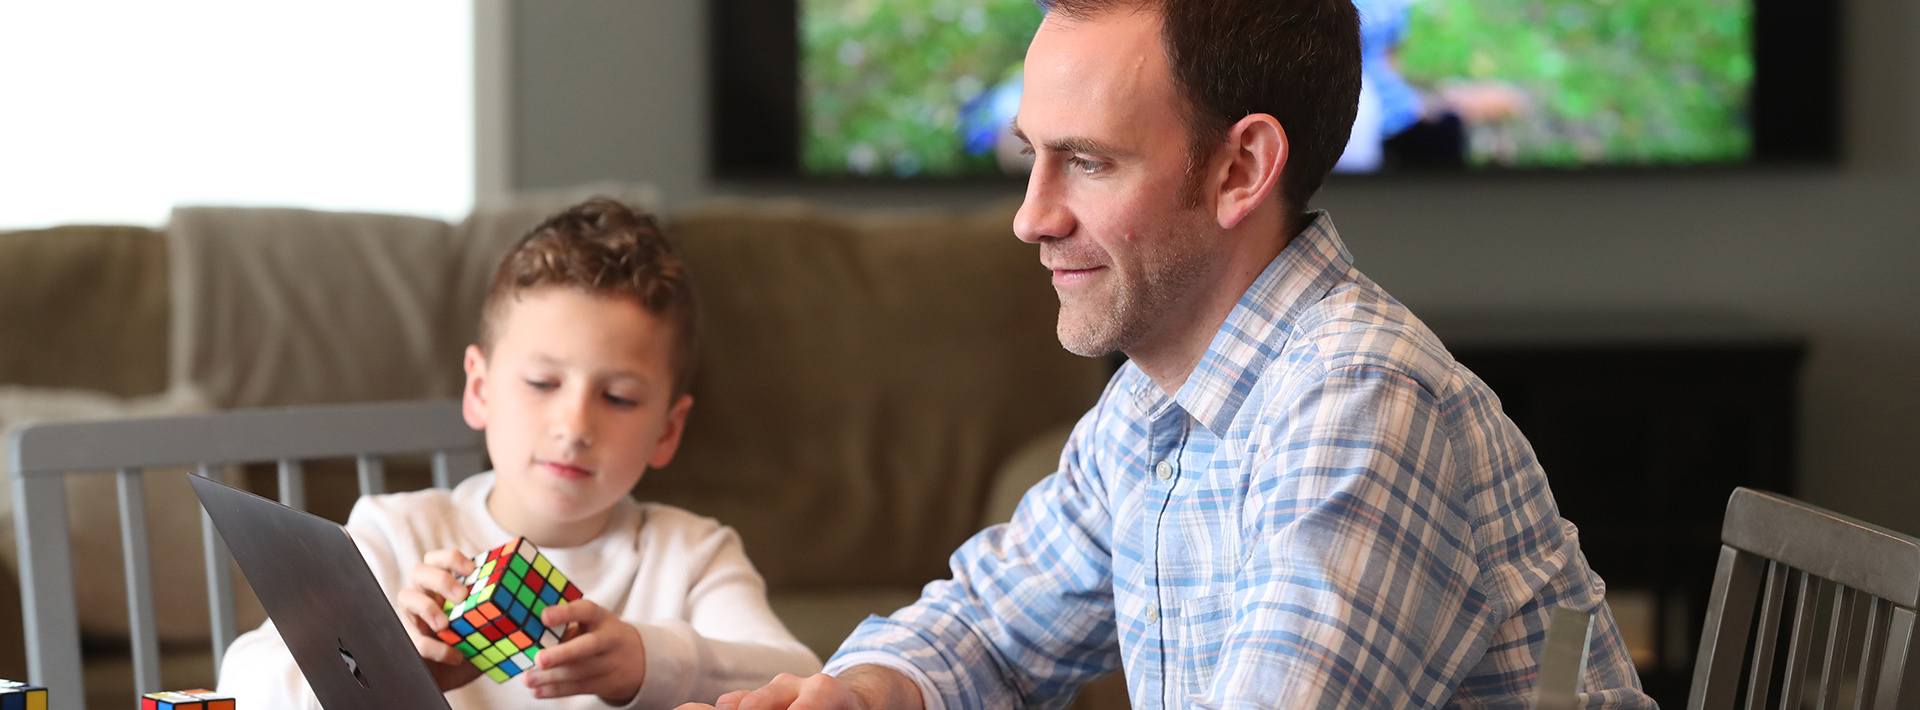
[1276,280,1461,398]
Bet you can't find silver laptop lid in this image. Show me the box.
[190,474,452,710]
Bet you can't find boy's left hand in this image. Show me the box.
[525,600,648,705]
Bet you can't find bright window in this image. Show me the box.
[0,2,473,229]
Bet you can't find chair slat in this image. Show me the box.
[11,470,85,706]
[356,454,387,496]
[277,458,306,510]
[1854,598,1889,710]
[1535,607,1594,710]
[1780,571,1825,709]
[198,464,239,671]
[433,449,484,489]
[1871,607,1917,710]
[1818,586,1859,709]
[1691,545,1765,710]
[116,468,162,696]
[1744,560,1790,710]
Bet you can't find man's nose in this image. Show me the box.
[1013,166,1074,244]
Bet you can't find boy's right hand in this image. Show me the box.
[396,548,483,692]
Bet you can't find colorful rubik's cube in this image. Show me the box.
[0,680,47,710]
[437,536,584,682]
[140,688,233,709]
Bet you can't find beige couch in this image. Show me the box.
[0,195,1125,706]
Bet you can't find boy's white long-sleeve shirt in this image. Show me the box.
[217,472,821,709]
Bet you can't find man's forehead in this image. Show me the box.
[1026,11,1162,89]
[1018,10,1173,142]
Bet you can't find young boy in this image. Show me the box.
[218,198,821,708]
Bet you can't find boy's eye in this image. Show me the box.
[524,379,558,392]
[603,392,637,408]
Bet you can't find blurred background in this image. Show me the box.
[2,1,1915,707]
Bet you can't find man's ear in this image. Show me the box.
[461,344,489,431]
[1212,113,1289,230]
[647,394,696,469]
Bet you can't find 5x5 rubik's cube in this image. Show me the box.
[0,680,46,710]
[437,536,584,682]
[140,689,234,709]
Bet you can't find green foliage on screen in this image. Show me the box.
[801,0,1042,177]
[800,0,1752,176]
[1395,0,1751,166]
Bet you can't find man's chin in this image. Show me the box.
[1057,318,1124,358]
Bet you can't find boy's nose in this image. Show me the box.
[551,400,594,448]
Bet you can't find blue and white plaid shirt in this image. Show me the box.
[827,213,1654,709]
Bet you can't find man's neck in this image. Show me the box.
[1128,210,1301,397]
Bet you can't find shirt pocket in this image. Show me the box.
[1177,591,1236,698]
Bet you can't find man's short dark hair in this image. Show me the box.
[1040,0,1362,212]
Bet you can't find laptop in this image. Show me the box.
[190,474,453,710]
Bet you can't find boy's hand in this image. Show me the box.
[395,548,483,692]
[526,600,648,705]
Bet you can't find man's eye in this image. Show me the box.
[1065,156,1106,175]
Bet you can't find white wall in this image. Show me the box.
[511,0,1920,532]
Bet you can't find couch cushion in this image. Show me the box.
[167,207,460,408]
[639,199,1112,591]
[0,226,168,396]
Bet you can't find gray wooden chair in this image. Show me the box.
[7,399,484,709]
[1535,606,1596,710]
[1688,487,1920,710]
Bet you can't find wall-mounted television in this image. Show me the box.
[713,0,1839,181]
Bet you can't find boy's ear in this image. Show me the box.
[646,394,696,469]
[461,345,489,431]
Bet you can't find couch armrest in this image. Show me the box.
[979,422,1077,529]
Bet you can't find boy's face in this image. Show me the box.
[461,287,692,544]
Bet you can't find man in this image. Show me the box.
[689,0,1654,707]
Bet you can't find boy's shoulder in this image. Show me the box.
[627,501,741,550]
[345,481,465,534]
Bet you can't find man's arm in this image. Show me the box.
[821,399,1125,709]
[1198,363,1497,707]
[688,384,1130,710]
[682,664,923,710]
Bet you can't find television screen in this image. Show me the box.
[714,0,1836,180]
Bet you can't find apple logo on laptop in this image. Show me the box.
[338,640,372,689]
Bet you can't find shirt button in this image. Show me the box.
[1155,460,1174,480]
[1145,605,1160,622]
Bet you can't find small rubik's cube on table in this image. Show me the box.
[437,536,585,682]
[140,688,234,709]
[0,679,47,710]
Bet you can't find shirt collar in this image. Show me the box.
[1130,210,1356,436]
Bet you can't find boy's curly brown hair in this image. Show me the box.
[478,198,698,398]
